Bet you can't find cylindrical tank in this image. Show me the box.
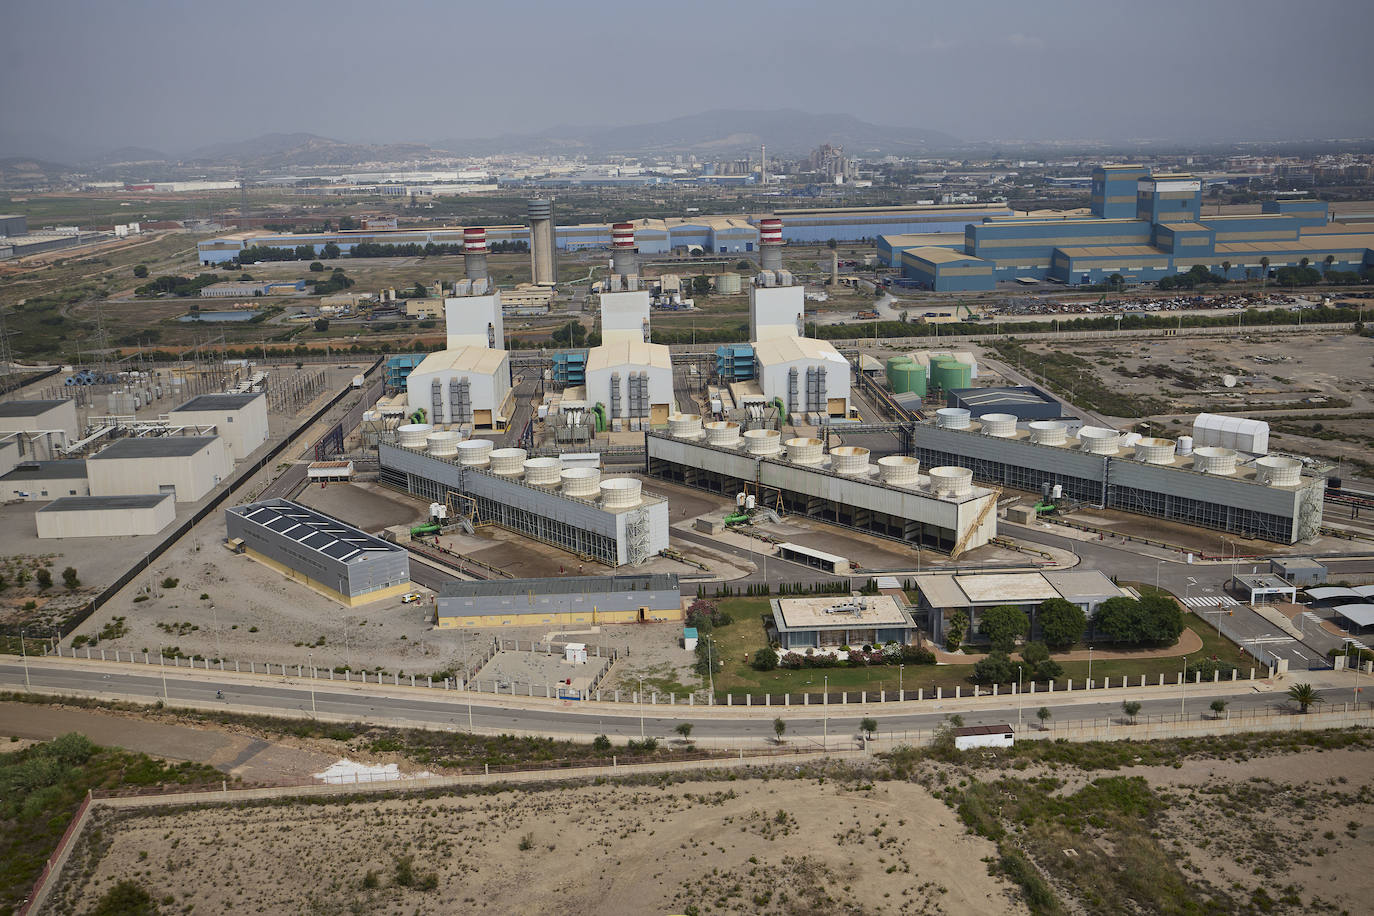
[928,466,974,498]
[668,413,703,438]
[745,495,756,510]
[935,407,971,429]
[743,428,782,455]
[877,455,921,485]
[886,357,927,397]
[714,273,741,294]
[425,430,461,458]
[1077,427,1120,454]
[785,437,823,464]
[1132,436,1176,464]
[980,413,1017,438]
[1028,421,1067,445]
[1176,435,1195,456]
[1192,446,1238,475]
[704,420,741,446]
[599,478,642,508]
[457,438,494,466]
[397,423,433,448]
[489,447,528,475]
[523,456,562,486]
[1255,455,1302,487]
[930,357,971,392]
[831,445,870,476]
[1051,484,1063,500]
[560,467,601,497]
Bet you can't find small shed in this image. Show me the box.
[683,627,699,651]
[1269,557,1326,586]
[564,642,588,665]
[953,724,1014,750]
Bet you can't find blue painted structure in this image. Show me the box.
[551,351,587,385]
[715,344,755,381]
[385,354,426,393]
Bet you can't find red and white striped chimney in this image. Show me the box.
[463,227,488,280]
[759,217,783,271]
[611,222,638,277]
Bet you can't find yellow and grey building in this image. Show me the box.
[435,574,683,628]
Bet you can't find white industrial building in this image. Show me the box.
[87,436,233,503]
[167,392,269,461]
[748,272,851,420]
[0,399,79,457]
[0,459,89,501]
[749,275,806,342]
[36,493,176,539]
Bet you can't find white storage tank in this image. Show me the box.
[831,445,871,476]
[1177,435,1195,456]
[877,455,921,485]
[936,407,971,429]
[1255,455,1301,486]
[560,467,601,497]
[397,423,433,448]
[599,477,642,508]
[426,430,462,458]
[1077,426,1120,454]
[1192,446,1238,475]
[704,421,741,446]
[743,428,782,455]
[928,466,974,498]
[457,438,494,467]
[979,413,1017,438]
[785,437,823,464]
[1133,437,1177,465]
[1028,421,1068,445]
[489,447,528,475]
[668,413,703,439]
[523,456,562,485]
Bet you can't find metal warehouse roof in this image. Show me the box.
[0,460,87,480]
[948,386,1055,407]
[38,493,172,512]
[1334,604,1374,627]
[1055,245,1168,258]
[752,336,848,366]
[0,399,70,417]
[439,573,679,599]
[903,246,986,265]
[92,436,218,459]
[230,498,404,564]
[1307,586,1374,601]
[412,345,509,375]
[172,392,265,412]
[585,339,672,372]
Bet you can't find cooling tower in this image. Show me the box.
[743,428,782,455]
[1133,437,1177,464]
[668,413,703,439]
[785,437,823,464]
[599,478,642,508]
[1255,455,1301,487]
[489,447,528,475]
[704,421,742,447]
[979,413,1017,437]
[425,430,461,458]
[1077,427,1120,454]
[1028,421,1067,445]
[1192,446,1238,475]
[523,457,562,486]
[928,466,974,498]
[877,455,921,485]
[936,407,971,429]
[560,467,601,497]
[457,439,494,466]
[397,424,432,448]
[831,445,870,476]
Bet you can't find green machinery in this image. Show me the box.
[723,511,751,525]
[410,522,441,537]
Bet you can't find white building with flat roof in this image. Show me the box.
[167,392,269,461]
[406,346,511,429]
[753,334,850,418]
[585,338,674,424]
[771,595,917,650]
[87,436,232,502]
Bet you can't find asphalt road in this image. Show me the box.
[0,662,1333,745]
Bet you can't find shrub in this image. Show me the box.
[61,566,80,589]
[972,651,1015,685]
[160,577,179,589]
[900,644,937,665]
[35,568,52,590]
[592,734,612,752]
[944,610,969,652]
[751,647,778,671]
[91,880,157,916]
[1037,597,1086,649]
[978,605,1029,653]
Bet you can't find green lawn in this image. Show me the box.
[701,595,1261,700]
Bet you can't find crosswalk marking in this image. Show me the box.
[1182,595,1240,609]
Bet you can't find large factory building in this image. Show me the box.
[911,410,1323,543]
[435,574,683,628]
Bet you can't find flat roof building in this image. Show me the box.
[1269,557,1326,586]
[36,493,176,539]
[913,569,1126,646]
[0,399,80,453]
[225,498,411,606]
[435,573,682,628]
[0,459,88,501]
[771,595,917,651]
[88,436,233,503]
[168,392,269,462]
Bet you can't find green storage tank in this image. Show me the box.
[930,357,971,393]
[886,357,926,396]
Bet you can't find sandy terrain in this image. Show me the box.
[52,776,1020,916]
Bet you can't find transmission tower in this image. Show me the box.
[0,305,16,394]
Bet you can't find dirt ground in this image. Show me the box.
[52,776,1020,916]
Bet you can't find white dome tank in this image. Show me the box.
[1192,446,1237,475]
[878,455,921,485]
[489,447,528,475]
[1255,455,1301,486]
[425,430,462,458]
[980,413,1017,438]
[1077,427,1120,455]
[599,477,642,508]
[1176,435,1195,456]
[831,445,871,476]
[928,466,974,498]
[523,456,562,486]
[457,439,494,466]
[1028,421,1068,445]
[1133,437,1177,464]
[743,428,782,455]
[704,421,741,447]
[785,437,823,464]
[560,467,601,497]
[668,413,703,439]
[936,407,971,429]
[397,423,432,448]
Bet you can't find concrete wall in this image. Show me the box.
[87,440,233,502]
[36,496,175,538]
[168,396,269,462]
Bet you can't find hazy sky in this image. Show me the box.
[3,0,1373,158]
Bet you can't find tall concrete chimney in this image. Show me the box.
[831,249,839,286]
[463,227,488,281]
[759,216,783,271]
[611,222,638,278]
[527,199,558,287]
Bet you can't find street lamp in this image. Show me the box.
[19,628,30,691]
[1017,665,1024,729]
[1087,645,1093,690]
[1180,655,1189,718]
[160,653,168,702]
[308,651,316,715]
[899,664,904,701]
[638,677,646,740]
[823,675,829,751]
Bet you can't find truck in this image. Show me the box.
[351,374,365,388]
[857,309,880,320]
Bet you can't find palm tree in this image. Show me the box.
[1260,256,1270,292]
[1288,683,1324,714]
[1221,260,1231,282]
[1324,254,1336,274]
[1300,256,1311,270]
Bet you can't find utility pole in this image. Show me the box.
[19,629,30,690]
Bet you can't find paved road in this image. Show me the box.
[0,662,1339,745]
